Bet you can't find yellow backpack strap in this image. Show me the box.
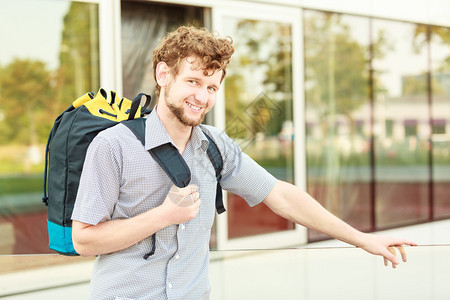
[82,89,118,121]
[111,97,134,121]
[73,88,151,121]
[72,92,95,108]
[112,93,152,121]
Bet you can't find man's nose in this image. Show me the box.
[194,88,208,104]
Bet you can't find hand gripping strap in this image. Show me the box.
[123,118,226,213]
[122,118,190,259]
[122,118,226,258]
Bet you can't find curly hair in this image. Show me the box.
[152,26,235,96]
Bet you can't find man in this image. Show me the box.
[72,26,416,299]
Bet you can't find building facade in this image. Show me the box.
[0,0,449,262]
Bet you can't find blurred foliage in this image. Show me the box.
[56,2,99,106]
[225,20,293,139]
[304,13,371,131]
[0,59,53,145]
[0,175,42,196]
[0,2,99,174]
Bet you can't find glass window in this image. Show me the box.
[372,20,430,228]
[431,119,446,135]
[303,11,372,241]
[429,26,450,219]
[404,119,418,137]
[0,0,99,256]
[304,10,450,239]
[385,119,394,137]
[223,18,295,239]
[121,1,204,100]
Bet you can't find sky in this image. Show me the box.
[0,0,70,70]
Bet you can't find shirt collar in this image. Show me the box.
[144,108,209,152]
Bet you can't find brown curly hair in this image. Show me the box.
[152,26,235,96]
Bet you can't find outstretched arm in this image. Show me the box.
[263,180,417,267]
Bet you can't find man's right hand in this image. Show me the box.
[161,184,201,225]
[73,184,201,256]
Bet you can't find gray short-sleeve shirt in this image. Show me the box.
[72,110,277,300]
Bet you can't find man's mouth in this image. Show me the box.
[186,102,202,111]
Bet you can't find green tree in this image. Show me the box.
[225,20,292,139]
[0,59,53,145]
[0,3,100,146]
[56,2,99,109]
[304,13,370,132]
[303,12,387,216]
[413,25,450,94]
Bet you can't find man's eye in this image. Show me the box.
[208,87,217,93]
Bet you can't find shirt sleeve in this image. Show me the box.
[71,133,123,225]
[206,126,277,207]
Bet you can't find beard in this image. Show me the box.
[164,82,207,127]
[166,102,207,127]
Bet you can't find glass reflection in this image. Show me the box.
[304,10,449,239]
[224,18,295,239]
[121,1,203,100]
[372,20,430,228]
[429,26,450,219]
[0,0,99,255]
[304,11,372,241]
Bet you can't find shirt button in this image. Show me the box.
[180,224,185,230]
[168,282,173,289]
[175,254,180,260]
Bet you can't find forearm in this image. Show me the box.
[264,180,417,267]
[264,180,365,247]
[72,206,170,256]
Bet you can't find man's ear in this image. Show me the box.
[155,62,171,87]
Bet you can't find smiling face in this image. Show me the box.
[158,57,223,128]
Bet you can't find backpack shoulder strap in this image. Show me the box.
[121,119,226,259]
[122,119,226,214]
[202,131,226,214]
[122,117,146,145]
[121,118,191,188]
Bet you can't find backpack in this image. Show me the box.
[42,88,225,256]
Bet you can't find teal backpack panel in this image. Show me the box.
[47,219,76,255]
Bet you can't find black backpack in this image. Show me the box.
[42,89,225,256]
